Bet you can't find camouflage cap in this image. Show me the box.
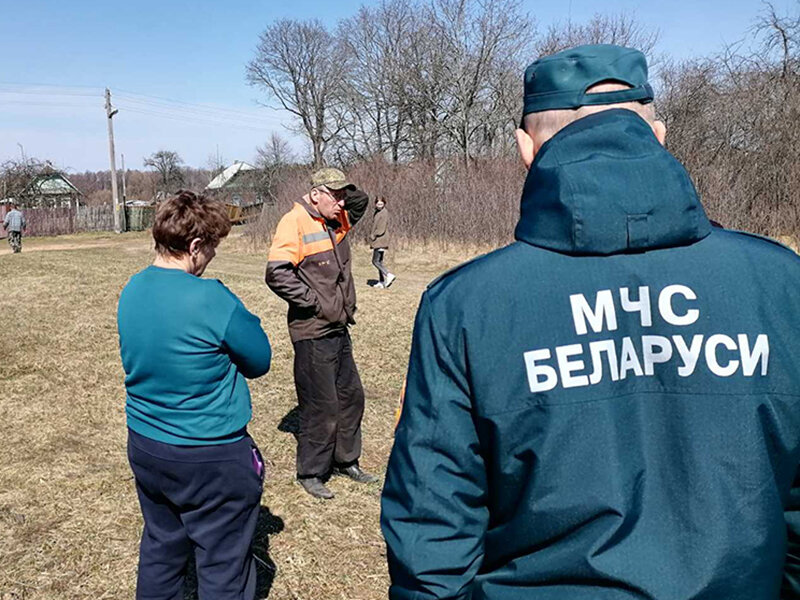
[310,167,355,191]
[522,44,653,117]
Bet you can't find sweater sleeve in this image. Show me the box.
[223,301,272,379]
[344,187,369,227]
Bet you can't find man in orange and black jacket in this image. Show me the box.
[266,167,377,499]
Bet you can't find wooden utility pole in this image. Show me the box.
[105,88,123,233]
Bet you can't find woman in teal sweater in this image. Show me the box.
[118,191,271,600]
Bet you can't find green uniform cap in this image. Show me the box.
[522,44,653,117]
[310,167,354,191]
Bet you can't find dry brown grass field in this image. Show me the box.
[0,230,483,600]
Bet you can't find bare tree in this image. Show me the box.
[0,157,63,206]
[255,133,296,202]
[248,1,531,166]
[246,19,348,168]
[754,1,800,79]
[334,0,417,163]
[399,7,456,162]
[144,150,184,196]
[433,0,533,165]
[256,132,295,167]
[334,0,532,165]
[206,148,227,182]
[536,13,659,63]
[182,167,214,192]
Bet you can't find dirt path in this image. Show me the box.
[0,240,124,256]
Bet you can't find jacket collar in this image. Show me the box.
[300,197,343,230]
[514,109,711,255]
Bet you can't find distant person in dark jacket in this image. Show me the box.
[118,191,272,600]
[381,44,800,600]
[266,168,378,500]
[3,203,26,253]
[370,196,396,288]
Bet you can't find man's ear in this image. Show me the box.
[652,120,666,146]
[515,127,536,170]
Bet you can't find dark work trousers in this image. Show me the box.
[127,429,264,600]
[372,248,389,284]
[293,329,365,478]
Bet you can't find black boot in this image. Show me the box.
[298,477,335,499]
[333,464,379,484]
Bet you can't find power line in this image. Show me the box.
[0,95,277,130]
[0,82,283,125]
[113,98,281,128]
[118,105,277,131]
[0,99,99,108]
[0,83,103,97]
[115,90,283,122]
[0,95,278,130]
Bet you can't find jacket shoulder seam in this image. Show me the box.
[725,229,799,257]
[426,245,519,291]
[426,251,495,291]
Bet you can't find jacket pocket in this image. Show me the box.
[289,302,318,322]
[317,288,346,325]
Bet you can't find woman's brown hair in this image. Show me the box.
[152,190,231,257]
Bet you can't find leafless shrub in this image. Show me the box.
[246,157,525,250]
[86,189,112,206]
[658,2,800,239]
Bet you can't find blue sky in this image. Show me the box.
[0,0,786,172]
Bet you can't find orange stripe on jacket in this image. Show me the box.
[268,202,352,265]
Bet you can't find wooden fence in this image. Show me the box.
[0,204,116,238]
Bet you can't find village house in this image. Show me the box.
[205,160,266,223]
[2,172,85,210]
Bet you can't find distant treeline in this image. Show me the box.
[69,167,214,205]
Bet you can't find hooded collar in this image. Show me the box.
[514,109,711,256]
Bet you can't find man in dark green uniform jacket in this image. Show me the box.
[381,44,800,599]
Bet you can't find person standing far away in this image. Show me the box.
[3,202,26,253]
[381,44,800,599]
[266,167,378,500]
[369,196,396,289]
[118,191,272,600]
